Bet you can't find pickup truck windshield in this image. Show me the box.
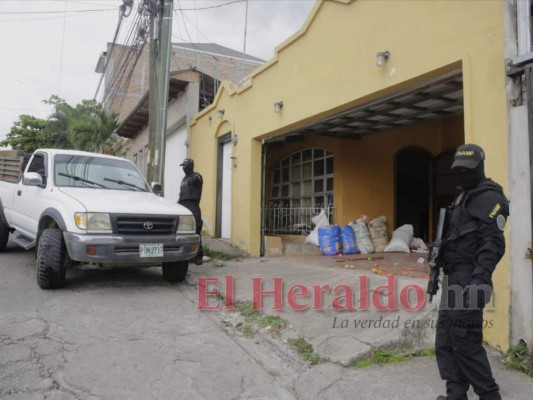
[54,154,149,192]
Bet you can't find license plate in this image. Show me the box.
[139,244,164,258]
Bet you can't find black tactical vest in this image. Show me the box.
[180,172,203,202]
[441,180,508,266]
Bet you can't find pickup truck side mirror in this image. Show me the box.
[22,172,43,187]
[151,182,163,196]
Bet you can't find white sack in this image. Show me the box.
[384,224,414,253]
[305,209,330,246]
[369,215,389,252]
[409,237,429,253]
[349,217,374,254]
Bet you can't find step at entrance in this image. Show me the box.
[264,234,321,256]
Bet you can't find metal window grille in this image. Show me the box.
[264,202,336,235]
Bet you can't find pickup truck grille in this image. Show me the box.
[111,215,178,235]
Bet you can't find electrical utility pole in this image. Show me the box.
[147,0,159,185]
[155,0,173,187]
[146,0,173,187]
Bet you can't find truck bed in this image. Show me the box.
[0,153,29,183]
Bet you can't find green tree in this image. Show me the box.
[68,99,117,152]
[1,96,117,153]
[0,115,48,153]
[44,95,73,149]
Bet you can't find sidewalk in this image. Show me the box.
[188,243,533,399]
[192,250,437,365]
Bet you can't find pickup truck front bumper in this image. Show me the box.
[63,232,199,265]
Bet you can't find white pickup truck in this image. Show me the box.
[0,149,199,289]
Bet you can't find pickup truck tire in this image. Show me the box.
[37,228,67,289]
[162,261,188,282]
[0,215,10,251]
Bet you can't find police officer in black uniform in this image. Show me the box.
[435,144,509,400]
[178,158,204,265]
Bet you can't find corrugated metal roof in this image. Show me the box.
[172,42,264,63]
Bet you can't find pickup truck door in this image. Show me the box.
[13,152,49,238]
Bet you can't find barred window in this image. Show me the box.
[271,148,334,208]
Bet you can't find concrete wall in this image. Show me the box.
[190,0,511,349]
[104,44,149,124]
[130,82,199,180]
[508,104,533,348]
[505,0,533,348]
[102,44,262,124]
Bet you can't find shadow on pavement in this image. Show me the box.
[64,266,175,290]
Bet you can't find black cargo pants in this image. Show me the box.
[435,270,501,400]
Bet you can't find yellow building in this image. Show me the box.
[189,0,533,351]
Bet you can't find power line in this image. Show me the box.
[174,0,244,12]
[193,0,199,42]
[0,9,116,22]
[117,42,147,111]
[57,0,68,97]
[11,0,122,2]
[240,0,249,82]
[175,0,197,69]
[0,8,117,15]
[100,9,143,100]
[173,12,212,44]
[172,10,253,74]
[101,15,143,105]
[94,3,127,100]
[0,108,51,112]
[66,1,126,7]
[100,4,151,113]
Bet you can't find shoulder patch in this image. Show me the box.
[488,203,501,219]
[497,214,506,231]
[466,189,509,223]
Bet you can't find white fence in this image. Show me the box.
[264,204,336,235]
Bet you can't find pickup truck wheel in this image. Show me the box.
[37,228,67,289]
[162,261,189,282]
[0,215,10,252]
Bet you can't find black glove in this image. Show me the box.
[463,277,492,310]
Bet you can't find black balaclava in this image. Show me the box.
[181,159,194,176]
[457,161,485,190]
[183,164,194,176]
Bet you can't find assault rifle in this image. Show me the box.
[427,208,447,303]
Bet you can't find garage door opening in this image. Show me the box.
[261,69,464,254]
[395,147,433,241]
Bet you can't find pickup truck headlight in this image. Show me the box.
[75,212,112,232]
[177,215,195,232]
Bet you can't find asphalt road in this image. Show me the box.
[0,239,296,400]
[1,238,532,400]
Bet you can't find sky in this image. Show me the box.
[0,0,316,145]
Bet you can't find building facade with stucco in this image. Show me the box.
[189,0,533,352]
